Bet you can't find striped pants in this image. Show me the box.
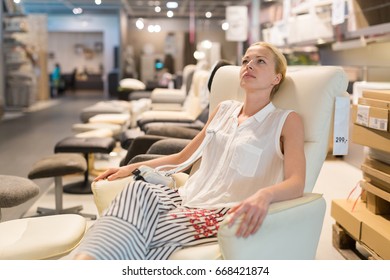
[75,180,229,260]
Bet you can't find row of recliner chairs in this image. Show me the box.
[0,60,231,260]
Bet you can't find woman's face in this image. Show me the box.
[239,45,281,94]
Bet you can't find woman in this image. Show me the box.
[74,42,305,260]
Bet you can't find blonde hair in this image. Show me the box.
[249,42,287,97]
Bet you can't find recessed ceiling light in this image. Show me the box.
[205,12,212,18]
[166,2,178,9]
[73,7,83,15]
[167,10,174,18]
[155,6,161,13]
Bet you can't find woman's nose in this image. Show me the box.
[246,60,254,69]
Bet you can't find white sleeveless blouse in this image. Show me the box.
[179,100,293,209]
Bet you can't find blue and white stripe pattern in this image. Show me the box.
[75,180,229,260]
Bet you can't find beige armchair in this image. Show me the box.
[92,65,349,259]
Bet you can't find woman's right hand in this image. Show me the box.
[93,166,133,182]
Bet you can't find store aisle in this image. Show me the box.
[0,91,103,221]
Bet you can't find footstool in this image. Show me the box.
[72,123,122,139]
[0,175,86,259]
[0,175,40,221]
[54,136,116,194]
[80,100,131,123]
[28,153,96,220]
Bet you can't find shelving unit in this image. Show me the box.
[3,14,37,108]
[1,0,48,111]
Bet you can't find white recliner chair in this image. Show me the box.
[86,65,350,260]
[136,69,210,129]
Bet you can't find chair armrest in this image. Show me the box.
[147,138,191,155]
[145,126,199,139]
[143,120,204,132]
[92,176,134,216]
[92,173,190,216]
[120,135,167,166]
[217,193,326,260]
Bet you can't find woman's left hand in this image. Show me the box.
[227,190,272,238]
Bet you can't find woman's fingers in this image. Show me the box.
[229,203,266,238]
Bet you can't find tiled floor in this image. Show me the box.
[1,90,365,260]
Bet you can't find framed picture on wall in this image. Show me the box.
[74,44,84,55]
[94,42,103,53]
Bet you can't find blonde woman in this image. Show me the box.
[74,42,305,260]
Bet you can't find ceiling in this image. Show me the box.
[18,0,256,19]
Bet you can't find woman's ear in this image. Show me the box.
[273,73,282,85]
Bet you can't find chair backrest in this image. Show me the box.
[181,64,197,94]
[183,69,210,118]
[209,65,349,193]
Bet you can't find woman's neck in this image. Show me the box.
[241,95,271,118]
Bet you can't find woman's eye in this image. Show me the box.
[257,59,265,64]
[241,59,248,65]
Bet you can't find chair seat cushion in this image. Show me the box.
[80,101,131,123]
[28,153,87,179]
[75,128,114,138]
[0,214,86,259]
[151,88,186,104]
[88,113,131,125]
[169,244,222,260]
[0,175,40,208]
[72,123,122,136]
[54,137,116,154]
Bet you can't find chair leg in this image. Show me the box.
[34,176,96,220]
[63,153,93,195]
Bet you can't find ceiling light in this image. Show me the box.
[13,0,21,4]
[167,11,174,18]
[136,18,144,30]
[194,51,206,60]
[201,40,212,49]
[166,2,178,9]
[73,7,83,15]
[222,22,229,31]
[205,12,212,18]
[148,24,161,33]
[95,0,102,5]
[155,6,161,13]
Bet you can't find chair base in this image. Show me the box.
[34,205,96,220]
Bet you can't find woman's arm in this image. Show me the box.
[94,104,222,182]
[228,111,306,237]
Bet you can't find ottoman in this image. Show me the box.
[28,153,96,219]
[0,175,40,221]
[54,136,116,194]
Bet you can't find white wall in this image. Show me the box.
[48,32,103,74]
[47,14,120,96]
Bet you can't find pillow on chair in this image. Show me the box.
[119,78,146,90]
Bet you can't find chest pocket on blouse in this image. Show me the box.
[230,143,263,177]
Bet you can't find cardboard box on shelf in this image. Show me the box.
[352,104,389,132]
[361,180,390,215]
[363,89,390,102]
[331,199,390,259]
[358,97,390,110]
[361,158,390,193]
[351,123,390,153]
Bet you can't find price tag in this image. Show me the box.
[333,96,350,155]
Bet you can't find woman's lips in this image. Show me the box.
[242,73,255,79]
